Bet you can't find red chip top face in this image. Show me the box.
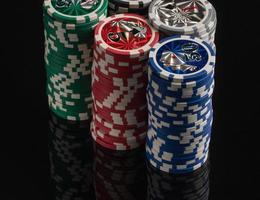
[101,17,153,50]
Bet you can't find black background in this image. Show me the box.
[2,0,260,199]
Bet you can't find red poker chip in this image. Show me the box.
[92,56,148,76]
[92,77,147,96]
[92,76,147,94]
[93,98,147,117]
[92,80,147,98]
[94,123,146,144]
[92,57,148,79]
[92,70,147,90]
[93,106,147,126]
[91,14,159,150]
[94,14,159,57]
[93,112,147,132]
[92,91,147,112]
[91,84,147,105]
[91,124,144,150]
[93,113,147,133]
[93,44,148,64]
[93,67,147,88]
[93,65,147,85]
[93,105,147,126]
[93,46,149,68]
[92,84,147,105]
[93,118,147,139]
[93,101,147,120]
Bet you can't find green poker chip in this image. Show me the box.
[43,0,108,24]
[48,100,92,121]
[46,73,92,94]
[48,93,92,112]
[45,52,93,71]
[46,87,92,107]
[43,0,108,121]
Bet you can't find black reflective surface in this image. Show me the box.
[48,114,95,199]
[2,0,260,199]
[48,111,210,200]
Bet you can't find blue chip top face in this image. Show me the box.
[156,40,209,75]
[149,35,215,82]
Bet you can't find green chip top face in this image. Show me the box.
[52,0,100,16]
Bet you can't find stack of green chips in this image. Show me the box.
[43,0,108,121]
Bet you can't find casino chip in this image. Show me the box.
[48,112,95,200]
[146,35,216,174]
[108,0,152,17]
[91,14,159,150]
[146,161,210,200]
[93,143,147,200]
[43,0,108,121]
[149,0,217,46]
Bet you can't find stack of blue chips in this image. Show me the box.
[146,35,216,174]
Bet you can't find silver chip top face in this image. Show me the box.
[153,0,206,27]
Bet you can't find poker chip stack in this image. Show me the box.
[93,144,147,200]
[108,0,152,16]
[48,112,95,200]
[146,35,216,174]
[146,161,210,200]
[43,0,108,121]
[148,0,217,47]
[91,14,159,150]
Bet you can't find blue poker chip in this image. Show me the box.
[149,35,216,82]
[148,123,213,144]
[149,108,213,130]
[148,101,213,125]
[147,124,212,146]
[147,98,213,119]
[148,119,213,141]
[147,79,214,101]
[148,96,213,116]
[146,148,209,174]
[147,83,214,107]
[149,114,213,134]
[148,66,215,90]
[147,130,211,153]
[149,118,213,139]
[147,86,214,111]
[147,95,213,119]
[147,99,213,121]
[146,138,210,162]
[146,140,210,165]
[147,73,215,99]
[146,144,209,165]
[146,36,215,174]
[147,106,213,130]
[146,139,211,162]
[147,145,209,166]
